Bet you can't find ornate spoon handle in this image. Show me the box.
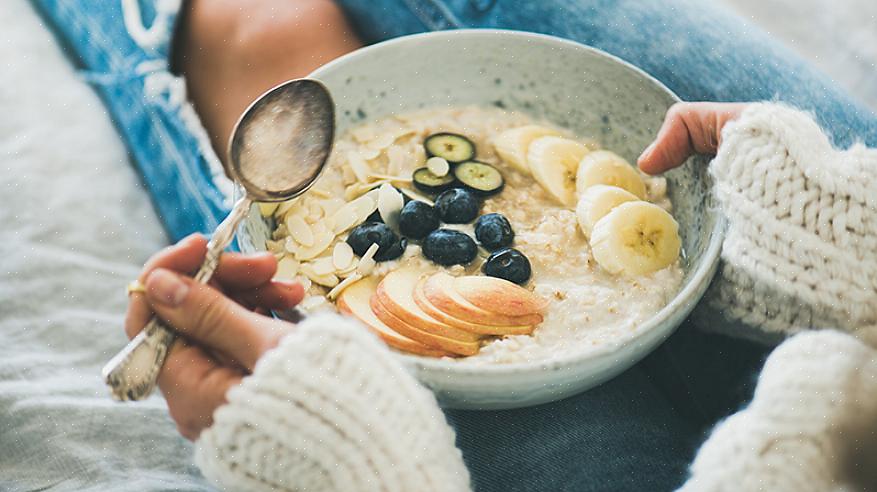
[102,197,252,401]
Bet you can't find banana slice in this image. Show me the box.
[492,125,561,175]
[527,136,590,206]
[590,201,681,276]
[576,184,640,238]
[576,150,647,199]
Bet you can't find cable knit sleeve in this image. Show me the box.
[678,330,877,491]
[694,103,877,342]
[193,313,471,492]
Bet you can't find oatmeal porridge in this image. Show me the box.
[260,106,684,364]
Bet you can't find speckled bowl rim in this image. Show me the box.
[305,29,725,376]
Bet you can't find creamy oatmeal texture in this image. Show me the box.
[266,106,683,364]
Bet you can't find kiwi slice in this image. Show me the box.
[424,133,476,163]
[454,161,504,196]
[413,167,456,194]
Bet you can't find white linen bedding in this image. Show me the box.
[0,0,874,490]
[0,1,209,490]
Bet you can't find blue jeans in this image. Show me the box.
[33,1,877,491]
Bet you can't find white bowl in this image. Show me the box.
[238,30,723,410]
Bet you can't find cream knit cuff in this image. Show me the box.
[678,330,877,491]
[693,103,877,343]
[194,313,471,492]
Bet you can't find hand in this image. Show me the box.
[124,234,304,440]
[637,102,750,175]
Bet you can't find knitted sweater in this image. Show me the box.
[194,104,877,491]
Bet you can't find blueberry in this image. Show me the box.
[346,222,405,261]
[481,248,532,284]
[434,188,480,224]
[422,229,478,266]
[399,201,440,239]
[474,213,514,250]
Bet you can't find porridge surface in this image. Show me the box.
[269,106,683,364]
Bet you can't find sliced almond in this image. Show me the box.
[296,275,313,292]
[301,262,339,287]
[258,202,280,217]
[367,173,413,184]
[367,133,396,151]
[377,183,404,231]
[359,146,382,160]
[399,187,435,206]
[386,145,408,176]
[350,194,378,223]
[320,197,346,217]
[356,243,380,276]
[326,272,363,301]
[275,199,301,218]
[300,295,329,311]
[284,236,300,254]
[345,181,383,201]
[427,156,450,177]
[342,165,357,185]
[347,150,371,183]
[295,227,335,261]
[285,215,314,247]
[274,256,300,281]
[333,242,354,271]
[311,256,337,276]
[331,202,360,234]
[309,187,332,199]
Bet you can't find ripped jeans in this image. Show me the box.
[33,1,877,491]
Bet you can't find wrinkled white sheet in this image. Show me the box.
[0,1,209,490]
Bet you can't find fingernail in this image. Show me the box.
[147,269,189,307]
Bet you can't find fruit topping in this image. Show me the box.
[424,132,476,163]
[453,275,548,317]
[377,183,405,230]
[454,161,504,196]
[346,222,406,261]
[589,201,680,276]
[474,213,514,250]
[422,229,478,266]
[398,200,440,239]
[481,247,532,284]
[575,184,639,238]
[576,150,646,199]
[492,125,562,176]
[434,188,480,224]
[426,156,450,177]
[526,136,590,207]
[413,167,456,194]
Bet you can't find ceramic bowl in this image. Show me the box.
[238,30,723,410]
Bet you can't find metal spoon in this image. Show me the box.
[102,79,335,401]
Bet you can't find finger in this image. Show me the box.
[637,103,697,175]
[638,102,747,174]
[125,234,208,339]
[212,251,278,290]
[144,268,290,370]
[158,340,243,440]
[234,280,305,310]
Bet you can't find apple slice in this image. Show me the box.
[453,276,548,316]
[370,294,481,356]
[337,276,449,357]
[377,268,483,343]
[414,278,535,336]
[423,273,543,327]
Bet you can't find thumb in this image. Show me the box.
[144,268,288,370]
